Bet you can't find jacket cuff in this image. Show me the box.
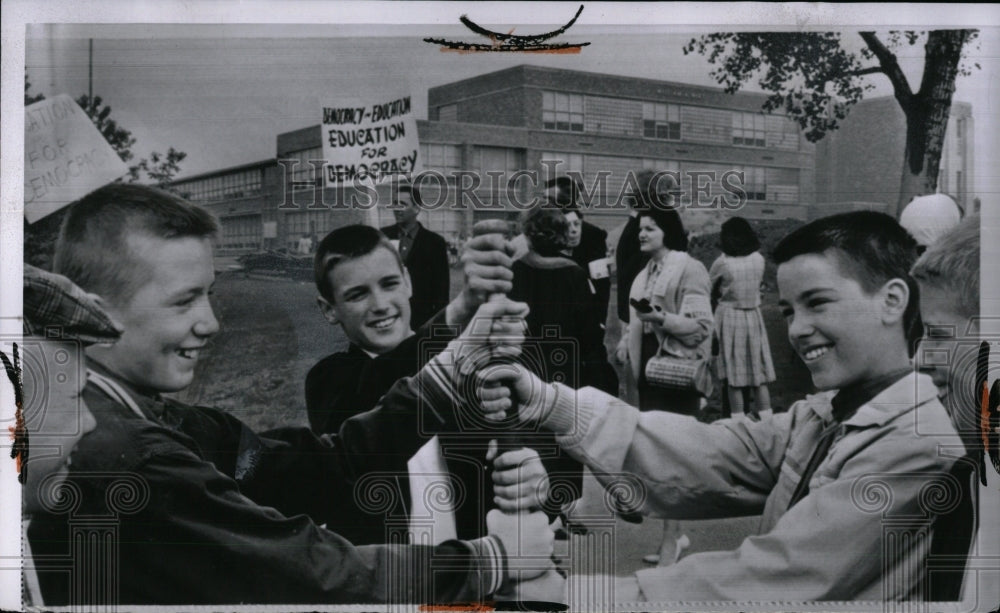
[539,383,587,439]
[462,536,508,596]
[411,349,461,422]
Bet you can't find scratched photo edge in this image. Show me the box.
[3,3,999,613]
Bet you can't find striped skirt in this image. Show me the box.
[714,304,776,388]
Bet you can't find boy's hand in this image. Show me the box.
[486,509,554,581]
[487,442,550,513]
[446,234,515,327]
[504,569,567,602]
[476,363,553,426]
[441,299,529,399]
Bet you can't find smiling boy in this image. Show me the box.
[475,211,961,601]
[26,183,554,606]
[307,224,553,546]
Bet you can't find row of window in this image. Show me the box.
[536,91,794,148]
[176,168,264,203]
[541,152,789,203]
[276,142,792,206]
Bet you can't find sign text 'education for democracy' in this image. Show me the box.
[23,94,129,223]
[321,95,421,184]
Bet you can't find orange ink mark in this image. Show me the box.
[2,344,27,482]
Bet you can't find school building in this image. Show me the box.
[169,64,973,255]
[812,96,975,216]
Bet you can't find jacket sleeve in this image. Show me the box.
[543,384,956,601]
[430,235,451,315]
[629,422,956,601]
[129,444,504,604]
[544,384,785,519]
[244,373,452,523]
[674,259,713,348]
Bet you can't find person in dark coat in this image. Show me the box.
[28,183,554,606]
[381,183,450,329]
[511,205,617,396]
[544,176,612,340]
[508,205,618,531]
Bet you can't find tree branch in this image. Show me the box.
[846,65,885,77]
[859,31,913,108]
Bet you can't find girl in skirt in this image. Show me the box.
[709,217,776,419]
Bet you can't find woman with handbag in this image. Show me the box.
[627,208,714,415]
[624,206,713,565]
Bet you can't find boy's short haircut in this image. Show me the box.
[910,215,980,319]
[314,224,404,303]
[53,183,218,304]
[773,211,922,351]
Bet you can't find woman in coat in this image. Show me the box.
[624,206,713,566]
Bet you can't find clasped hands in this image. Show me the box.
[442,298,564,595]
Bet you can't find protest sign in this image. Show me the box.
[23,94,129,223]
[320,94,421,186]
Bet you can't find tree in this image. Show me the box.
[24,75,188,268]
[683,30,979,217]
[74,93,187,189]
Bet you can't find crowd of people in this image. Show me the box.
[15,173,992,607]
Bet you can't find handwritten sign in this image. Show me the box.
[23,95,129,223]
[320,95,421,185]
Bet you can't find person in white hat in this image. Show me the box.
[899,193,962,252]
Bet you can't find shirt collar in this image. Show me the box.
[85,358,168,419]
[350,330,417,360]
[401,222,420,239]
[807,370,940,428]
[830,367,911,421]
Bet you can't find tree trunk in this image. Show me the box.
[891,30,970,219]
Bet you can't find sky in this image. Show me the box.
[18,11,1000,202]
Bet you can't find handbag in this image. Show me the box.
[644,343,715,397]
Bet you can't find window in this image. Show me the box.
[176,168,264,203]
[732,165,767,201]
[422,143,461,178]
[478,147,522,175]
[542,92,584,132]
[541,151,584,175]
[732,112,766,147]
[641,159,680,173]
[642,102,681,140]
[285,210,331,246]
[283,147,324,190]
